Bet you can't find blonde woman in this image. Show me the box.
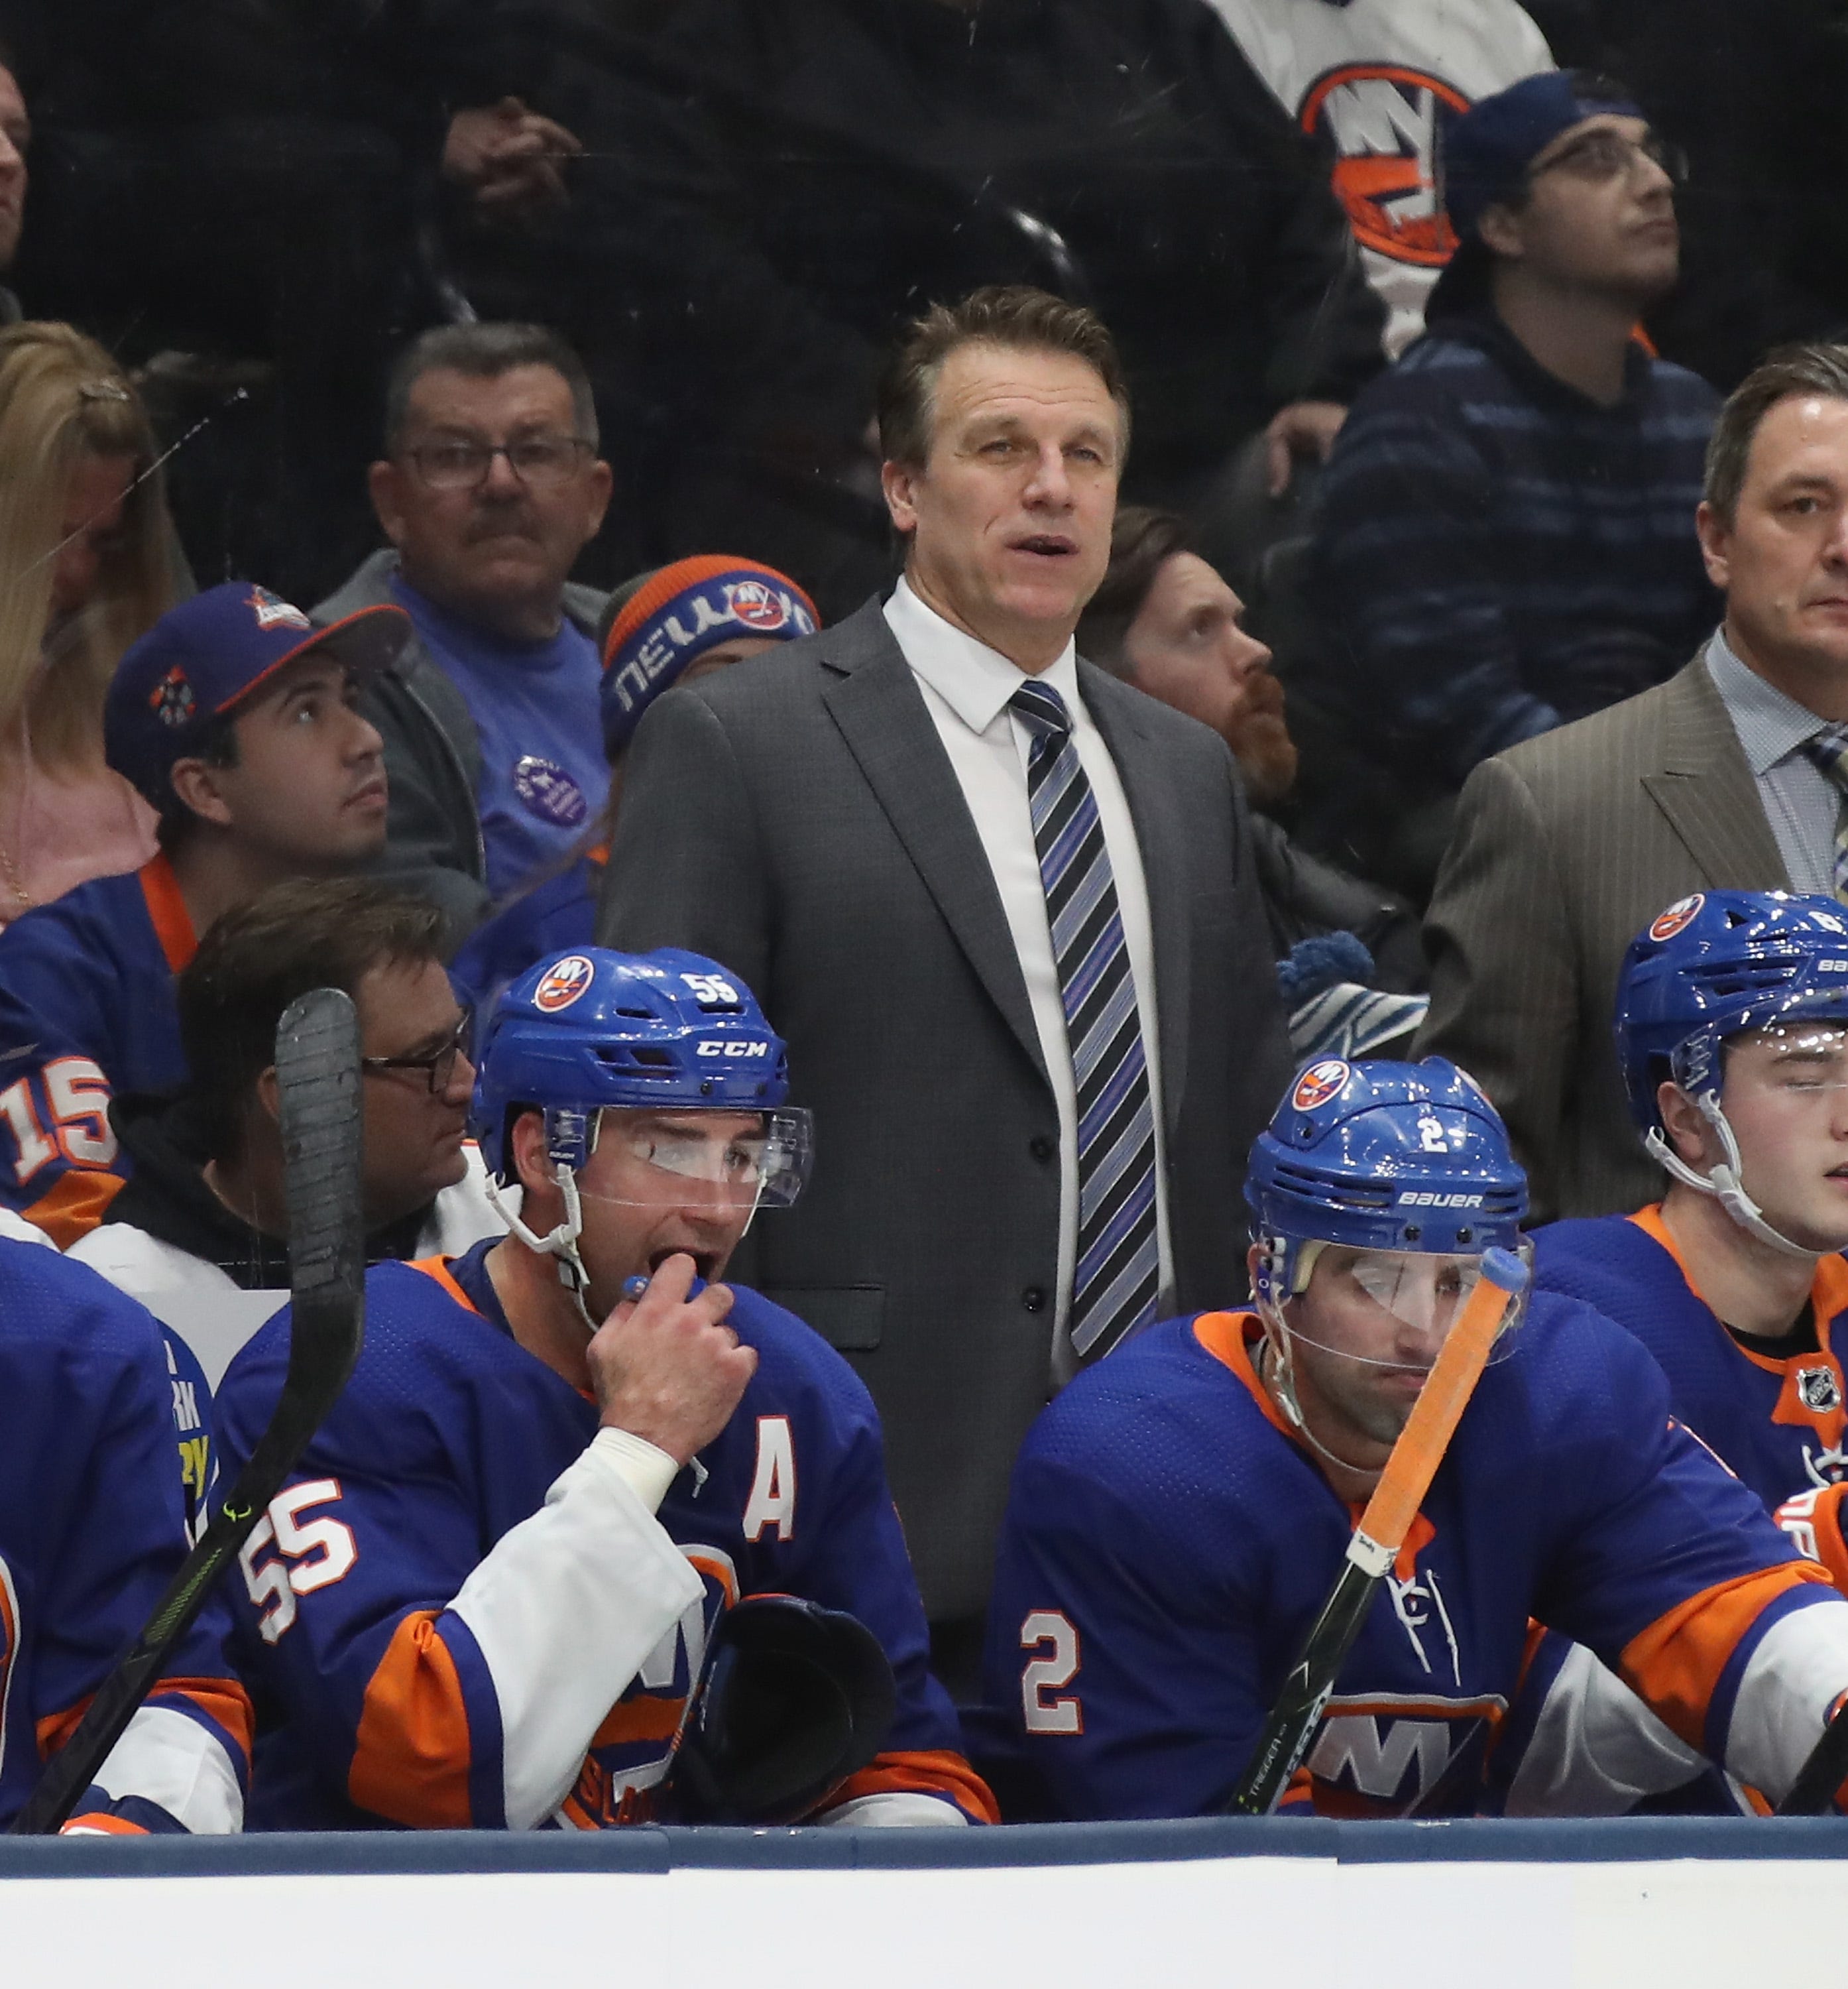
[0,323,176,925]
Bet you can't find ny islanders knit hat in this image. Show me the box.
[105,581,409,808]
[599,555,819,755]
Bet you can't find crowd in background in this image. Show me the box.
[4,0,1848,1833]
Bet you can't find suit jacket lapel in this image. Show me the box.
[1642,656,1792,887]
[820,604,1050,1085]
[1081,664,1192,1136]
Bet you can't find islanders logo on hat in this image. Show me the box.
[534,954,597,1014]
[1293,1059,1351,1112]
[1649,894,1705,944]
[728,579,791,633]
[148,665,196,729]
[245,585,312,633]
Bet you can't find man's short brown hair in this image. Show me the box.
[876,284,1131,471]
[1704,342,1848,524]
[180,878,447,1164]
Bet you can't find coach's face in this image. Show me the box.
[1699,394,1848,715]
[882,342,1122,674]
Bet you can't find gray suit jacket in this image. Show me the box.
[595,599,1291,1620]
[1416,654,1789,1225]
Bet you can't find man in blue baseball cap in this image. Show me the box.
[1305,68,1720,893]
[209,943,996,1832]
[0,579,408,1242]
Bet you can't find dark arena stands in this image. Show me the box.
[4,1,1848,1976]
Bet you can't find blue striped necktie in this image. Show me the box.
[1804,725,1848,904]
[1009,679,1161,1362]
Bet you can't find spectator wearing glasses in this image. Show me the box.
[1304,72,1719,896]
[318,323,614,937]
[70,878,503,1398]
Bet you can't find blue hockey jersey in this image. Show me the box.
[1534,1205,1848,1599]
[980,1296,1848,1822]
[0,1239,249,1832]
[212,1242,994,1831]
[0,855,194,1244]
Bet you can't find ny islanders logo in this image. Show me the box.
[728,580,789,633]
[1293,1059,1351,1112]
[533,954,596,1013]
[244,585,312,633]
[1299,66,1472,268]
[1649,894,1705,943]
[148,664,196,728]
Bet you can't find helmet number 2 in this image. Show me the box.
[682,973,739,1005]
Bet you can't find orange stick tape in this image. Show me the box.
[1350,1258,1525,1565]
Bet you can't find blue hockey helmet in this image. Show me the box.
[1245,1057,1527,1307]
[1615,890,1848,1130]
[1614,890,1848,1256]
[473,946,797,1180]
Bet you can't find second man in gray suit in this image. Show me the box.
[597,287,1291,1650]
[1421,343,1848,1222]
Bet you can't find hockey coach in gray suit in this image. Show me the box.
[597,286,1290,1651]
[1420,343,1848,1225]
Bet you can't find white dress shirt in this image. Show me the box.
[884,578,1174,1381]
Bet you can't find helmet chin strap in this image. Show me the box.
[1646,1095,1820,1262]
[1255,1295,1385,1485]
[485,1167,600,1332]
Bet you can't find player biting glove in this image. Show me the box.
[211,945,992,1831]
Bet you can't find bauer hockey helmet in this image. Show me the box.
[1245,1056,1527,1310]
[1615,890,1848,1255]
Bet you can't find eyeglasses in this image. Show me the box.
[1530,129,1688,189]
[402,434,595,492]
[361,1011,474,1095]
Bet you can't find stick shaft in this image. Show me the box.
[1226,1253,1527,1815]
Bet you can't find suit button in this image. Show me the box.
[1022,1286,1047,1312]
[1029,1135,1055,1162]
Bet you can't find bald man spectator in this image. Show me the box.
[318,323,614,935]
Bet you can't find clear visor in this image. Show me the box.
[1269,1237,1532,1370]
[572,1107,813,1211]
[1720,1023,1848,1109]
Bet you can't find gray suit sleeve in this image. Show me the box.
[1414,754,1577,1225]
[593,688,772,1000]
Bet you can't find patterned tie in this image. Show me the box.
[1804,725,1848,904]
[1009,680,1161,1360]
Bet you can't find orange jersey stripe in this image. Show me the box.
[349,1610,474,1828]
[38,1676,253,1766]
[589,1696,685,1750]
[137,853,198,976]
[831,1748,999,1823]
[24,1168,126,1248]
[1619,1563,1831,1750]
[60,1812,148,1835]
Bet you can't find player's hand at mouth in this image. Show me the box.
[589,1251,755,1464]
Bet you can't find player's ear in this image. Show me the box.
[1656,1079,1710,1166]
[255,1066,282,1128]
[508,1109,563,1208]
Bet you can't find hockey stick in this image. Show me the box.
[12,987,365,1835]
[1774,1695,1848,1814]
[1224,1244,1531,1816]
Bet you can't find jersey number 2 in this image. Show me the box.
[1020,1610,1082,1735]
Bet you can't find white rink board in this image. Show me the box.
[3,1846,1846,1989]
